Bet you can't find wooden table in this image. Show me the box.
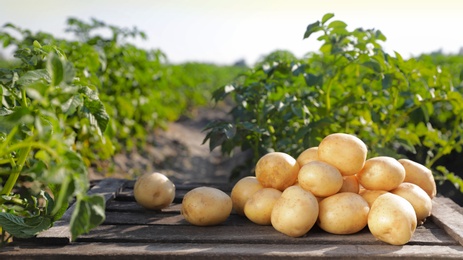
[1,178,463,259]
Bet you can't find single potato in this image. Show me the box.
[271,185,319,237]
[255,152,300,191]
[181,187,232,226]
[231,176,264,215]
[398,159,436,199]
[317,133,368,176]
[357,156,405,191]
[298,160,343,197]
[368,193,417,245]
[391,182,432,224]
[338,175,360,194]
[244,188,282,225]
[317,192,370,234]
[133,172,175,210]
[296,147,319,166]
[359,189,389,207]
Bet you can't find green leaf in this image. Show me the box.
[303,21,321,39]
[61,94,84,115]
[17,69,49,87]
[47,53,64,87]
[69,194,106,241]
[79,87,110,133]
[0,213,52,239]
[321,13,335,25]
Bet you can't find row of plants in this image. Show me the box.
[203,14,463,203]
[0,18,245,244]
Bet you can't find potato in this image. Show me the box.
[244,188,282,225]
[359,189,388,207]
[398,159,436,199]
[318,133,368,176]
[296,147,319,166]
[255,152,300,191]
[357,156,405,191]
[133,172,175,210]
[298,160,343,197]
[391,182,432,224]
[271,185,319,237]
[338,175,360,194]
[181,187,232,226]
[368,193,417,245]
[231,176,264,215]
[317,192,370,234]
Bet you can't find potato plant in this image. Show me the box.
[0,44,107,244]
[203,13,463,195]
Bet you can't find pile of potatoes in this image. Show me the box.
[231,133,436,246]
[134,133,436,246]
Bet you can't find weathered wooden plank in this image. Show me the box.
[3,242,463,259]
[431,196,463,246]
[34,178,127,244]
[75,223,457,246]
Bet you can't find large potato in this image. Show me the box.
[357,156,405,191]
[181,187,232,226]
[298,160,343,197]
[368,193,417,245]
[296,147,319,166]
[391,182,432,224]
[244,188,282,225]
[230,176,264,215]
[318,133,368,176]
[398,159,436,199]
[255,152,300,191]
[271,185,319,237]
[317,192,370,234]
[133,172,176,210]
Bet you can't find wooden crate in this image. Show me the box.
[1,178,463,259]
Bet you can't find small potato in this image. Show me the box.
[298,161,343,197]
[244,188,282,225]
[398,159,436,199]
[368,193,417,245]
[391,182,432,224]
[181,187,232,226]
[338,175,360,194]
[271,186,319,237]
[133,172,175,210]
[357,156,405,191]
[359,189,389,207]
[296,147,319,166]
[318,133,368,176]
[231,176,264,215]
[317,192,370,235]
[255,152,300,191]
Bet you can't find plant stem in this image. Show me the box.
[0,145,31,197]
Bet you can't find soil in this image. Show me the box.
[89,104,251,184]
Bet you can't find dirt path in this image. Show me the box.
[90,105,250,184]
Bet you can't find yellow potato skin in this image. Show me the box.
[255,152,300,191]
[357,156,405,191]
[231,176,264,215]
[317,192,370,235]
[359,189,389,207]
[244,188,282,225]
[398,159,436,199]
[133,172,176,210]
[317,133,367,176]
[271,186,319,237]
[181,187,232,226]
[296,147,319,167]
[338,175,360,194]
[368,193,417,245]
[391,182,432,224]
[298,160,343,197]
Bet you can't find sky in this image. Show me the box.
[1,0,463,65]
